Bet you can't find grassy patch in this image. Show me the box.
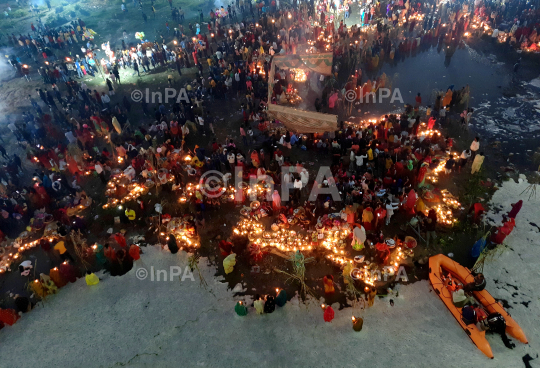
[10,9,29,18]
[459,168,490,208]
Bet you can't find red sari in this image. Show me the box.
[417,165,428,186]
[374,207,387,230]
[66,154,81,175]
[404,189,417,215]
[114,233,127,248]
[362,207,374,231]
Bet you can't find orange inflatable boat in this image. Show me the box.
[429,254,528,358]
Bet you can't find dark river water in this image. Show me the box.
[347,39,540,169]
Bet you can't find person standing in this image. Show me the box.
[0,144,8,159]
[179,7,184,21]
[197,115,205,136]
[75,59,84,78]
[385,200,399,226]
[175,56,182,76]
[471,152,485,174]
[133,60,140,76]
[95,161,107,183]
[513,58,521,73]
[113,66,121,84]
[444,155,456,174]
[415,93,422,108]
[101,92,111,108]
[470,137,480,159]
[106,78,115,95]
[458,149,471,173]
[439,106,446,124]
[425,209,438,246]
[240,125,247,146]
[12,154,23,172]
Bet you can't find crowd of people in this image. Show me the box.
[0,0,529,331]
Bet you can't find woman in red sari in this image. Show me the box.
[65,153,81,175]
[114,233,127,248]
[272,190,281,211]
[32,183,51,209]
[362,207,374,231]
[250,150,260,168]
[373,205,387,231]
[403,189,417,216]
[417,163,428,188]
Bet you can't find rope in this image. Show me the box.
[432,259,501,313]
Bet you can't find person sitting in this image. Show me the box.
[85,270,100,286]
[323,274,335,294]
[462,304,480,325]
[463,273,486,292]
[452,289,473,308]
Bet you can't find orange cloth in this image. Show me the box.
[49,267,68,288]
[129,244,141,261]
[30,280,48,298]
[362,208,374,230]
[323,276,335,293]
